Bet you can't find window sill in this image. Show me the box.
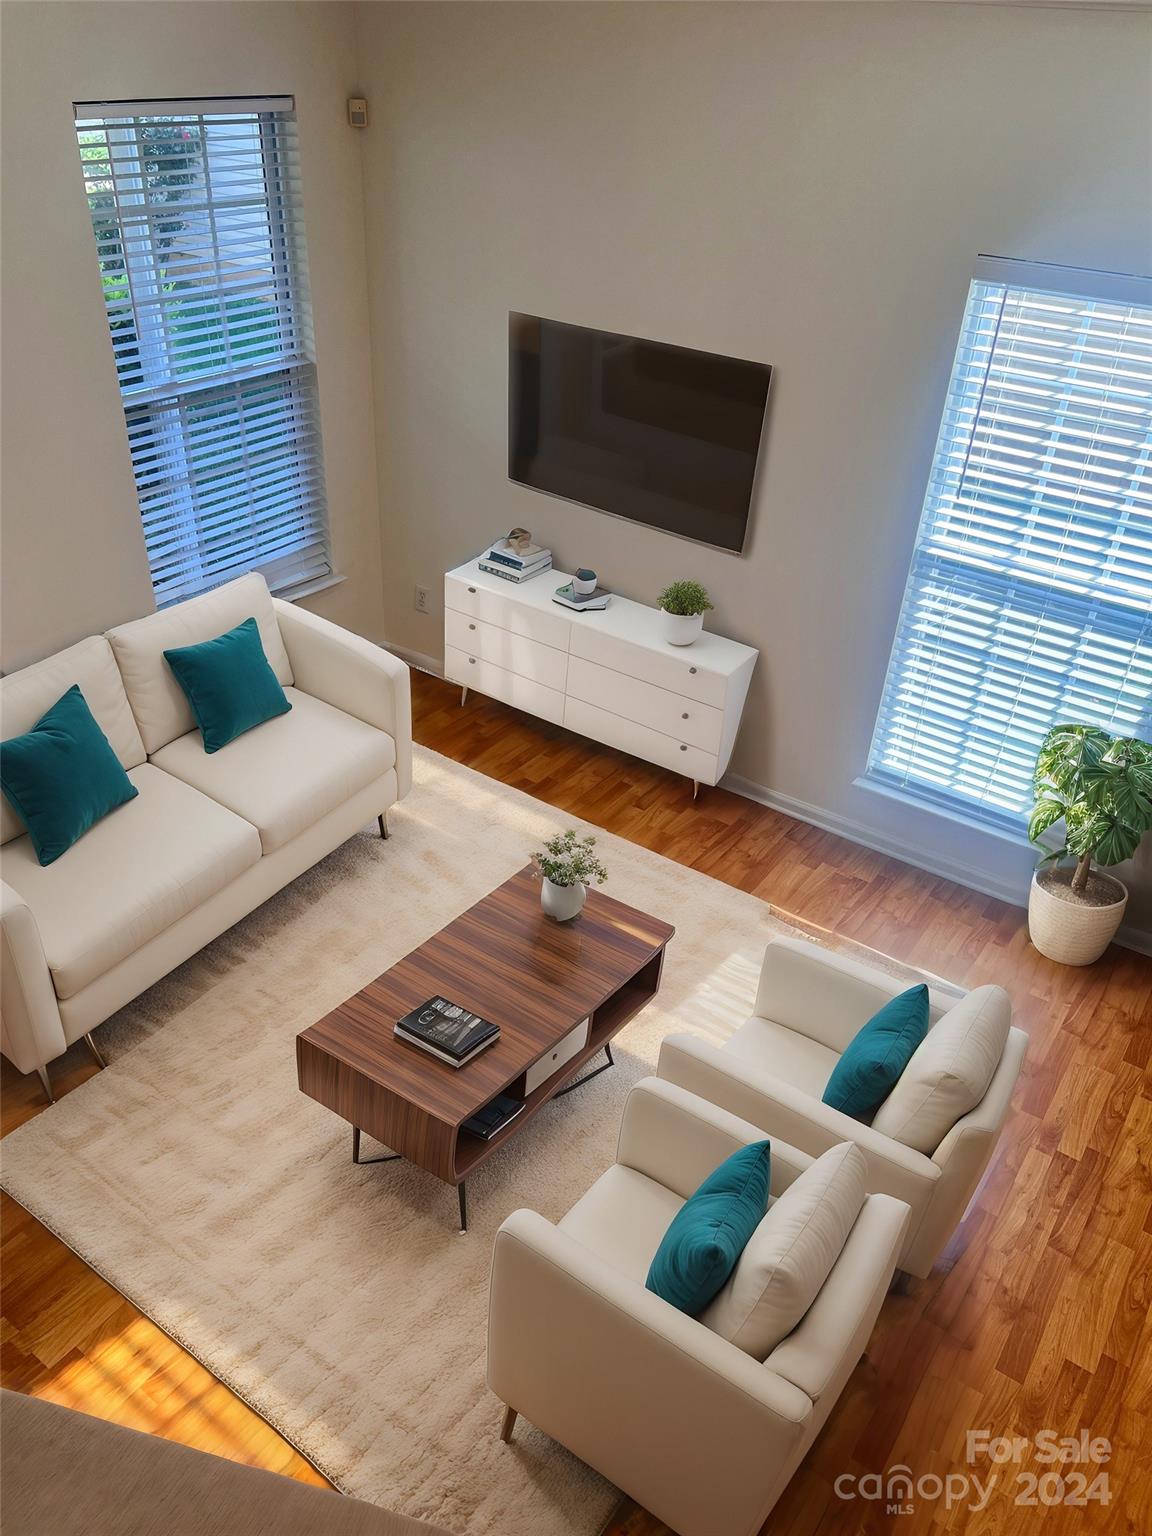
[852,775,1029,851]
[275,572,347,603]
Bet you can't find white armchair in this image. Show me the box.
[658,937,1027,1279]
[487,1078,909,1536]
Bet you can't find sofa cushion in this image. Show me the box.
[645,1140,771,1315]
[559,1164,686,1285]
[1,763,261,999]
[151,689,396,854]
[0,637,145,844]
[0,686,140,866]
[724,1014,841,1100]
[871,985,1012,1154]
[106,574,292,754]
[164,617,292,753]
[821,984,930,1120]
[701,1141,867,1359]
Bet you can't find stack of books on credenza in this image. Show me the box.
[478,539,552,583]
[394,995,500,1067]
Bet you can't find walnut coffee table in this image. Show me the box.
[296,865,674,1230]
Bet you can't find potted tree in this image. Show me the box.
[1027,725,1152,965]
[531,829,608,922]
[657,580,713,647]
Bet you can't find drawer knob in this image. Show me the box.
[682,712,689,720]
[469,623,476,630]
[680,744,688,752]
[689,666,697,675]
[468,586,477,594]
[468,657,476,665]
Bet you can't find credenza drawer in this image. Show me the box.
[568,626,726,708]
[566,656,723,754]
[524,1017,590,1095]
[444,574,570,652]
[563,697,720,784]
[445,646,565,725]
[445,610,568,692]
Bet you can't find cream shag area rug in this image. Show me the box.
[0,748,913,1535]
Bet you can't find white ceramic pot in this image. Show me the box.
[573,570,598,596]
[1027,870,1128,966]
[541,877,586,922]
[661,609,704,647]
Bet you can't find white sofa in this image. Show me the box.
[658,937,1027,1279]
[0,574,411,1098]
[487,1078,909,1536]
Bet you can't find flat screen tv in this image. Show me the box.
[509,314,771,554]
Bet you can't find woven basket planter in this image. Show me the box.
[1027,870,1128,966]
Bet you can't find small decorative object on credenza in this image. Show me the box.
[553,579,610,612]
[394,995,500,1067]
[1026,724,1151,966]
[532,828,609,921]
[479,530,552,584]
[573,567,597,595]
[657,579,713,646]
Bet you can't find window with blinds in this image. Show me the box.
[74,97,330,606]
[867,257,1152,829]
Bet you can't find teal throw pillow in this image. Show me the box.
[0,685,139,866]
[646,1140,770,1315]
[821,984,930,1120]
[164,616,290,754]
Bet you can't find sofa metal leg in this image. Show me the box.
[35,1066,54,1104]
[83,1032,107,1070]
[377,812,389,841]
[499,1406,518,1444]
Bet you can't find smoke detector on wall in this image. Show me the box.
[348,98,368,129]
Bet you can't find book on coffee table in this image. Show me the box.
[461,1092,525,1141]
[394,995,500,1068]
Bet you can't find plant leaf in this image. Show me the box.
[1027,799,1065,843]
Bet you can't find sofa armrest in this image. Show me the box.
[488,1209,812,1536]
[615,1077,812,1200]
[1,882,66,1075]
[754,937,963,1053]
[657,1034,938,1213]
[272,598,412,798]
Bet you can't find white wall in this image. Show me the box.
[0,0,384,664]
[355,0,1152,938]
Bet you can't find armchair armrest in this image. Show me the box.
[1,881,66,1074]
[615,1077,813,1200]
[272,598,412,798]
[657,1034,938,1215]
[754,937,962,1053]
[488,1209,811,1536]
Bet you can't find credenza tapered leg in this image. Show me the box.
[692,779,700,802]
[460,685,469,707]
[500,1405,518,1443]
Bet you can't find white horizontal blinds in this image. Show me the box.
[74,98,330,604]
[868,261,1152,827]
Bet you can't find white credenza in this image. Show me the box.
[443,560,757,792]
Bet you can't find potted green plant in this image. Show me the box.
[1027,724,1152,965]
[657,580,713,647]
[531,829,608,922]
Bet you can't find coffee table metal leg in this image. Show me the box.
[352,1127,402,1166]
[458,1181,468,1233]
[554,1041,615,1097]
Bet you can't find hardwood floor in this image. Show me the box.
[3,668,1150,1533]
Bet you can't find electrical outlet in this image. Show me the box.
[414,584,431,615]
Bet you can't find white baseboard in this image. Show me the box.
[722,773,1152,958]
[385,643,443,677]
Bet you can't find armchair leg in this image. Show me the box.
[83,1032,107,1070]
[35,1066,53,1105]
[377,812,389,841]
[499,1406,518,1443]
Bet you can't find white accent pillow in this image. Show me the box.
[871,984,1011,1154]
[107,573,292,755]
[701,1141,867,1359]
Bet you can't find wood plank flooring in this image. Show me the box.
[3,668,1150,1533]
